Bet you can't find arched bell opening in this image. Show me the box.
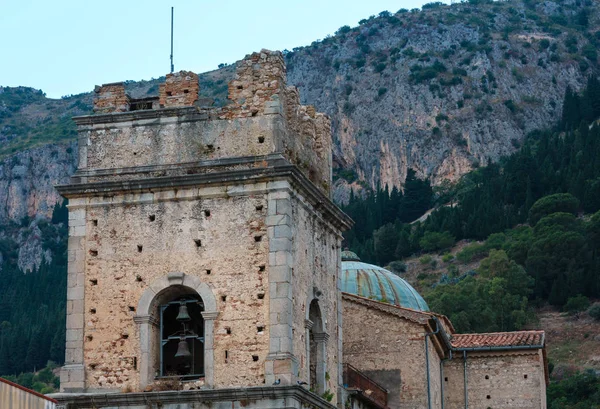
[135,273,218,389]
[156,286,205,379]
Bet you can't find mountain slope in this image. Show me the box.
[285,0,597,200]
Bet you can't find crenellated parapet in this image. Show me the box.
[158,71,199,107]
[83,49,332,196]
[93,82,130,114]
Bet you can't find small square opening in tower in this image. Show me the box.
[194,239,202,247]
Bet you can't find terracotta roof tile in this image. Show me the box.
[451,330,545,349]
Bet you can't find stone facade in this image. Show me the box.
[342,294,548,409]
[443,351,547,409]
[57,49,352,402]
[342,295,443,409]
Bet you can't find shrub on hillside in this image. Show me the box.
[456,243,487,262]
[388,261,407,274]
[588,304,600,320]
[419,231,455,252]
[564,295,590,314]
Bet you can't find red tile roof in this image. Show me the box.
[451,330,545,349]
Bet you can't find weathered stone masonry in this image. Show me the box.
[57,49,352,400]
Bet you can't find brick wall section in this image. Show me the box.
[443,351,547,409]
[158,71,199,107]
[93,83,129,114]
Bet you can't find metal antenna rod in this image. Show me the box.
[170,6,174,73]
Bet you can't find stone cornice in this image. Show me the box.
[72,106,212,126]
[56,155,353,232]
[51,385,337,409]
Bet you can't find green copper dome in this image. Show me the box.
[341,251,429,312]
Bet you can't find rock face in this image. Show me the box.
[0,141,77,225]
[285,0,594,200]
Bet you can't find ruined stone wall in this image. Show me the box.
[221,50,332,196]
[93,83,129,114]
[290,192,341,400]
[158,71,199,107]
[82,49,332,196]
[224,51,286,118]
[76,183,271,391]
[280,87,332,196]
[342,299,441,409]
[443,350,546,409]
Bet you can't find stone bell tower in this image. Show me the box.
[57,50,351,404]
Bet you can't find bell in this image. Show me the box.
[176,303,191,321]
[174,338,191,358]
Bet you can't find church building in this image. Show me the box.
[51,50,548,409]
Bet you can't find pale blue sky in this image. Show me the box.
[1,0,449,98]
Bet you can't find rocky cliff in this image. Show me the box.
[0,0,598,266]
[285,0,596,201]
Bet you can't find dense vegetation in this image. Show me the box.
[1,363,61,394]
[548,369,600,409]
[0,202,67,377]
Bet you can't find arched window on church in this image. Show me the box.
[159,293,205,379]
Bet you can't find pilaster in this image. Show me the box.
[265,181,297,385]
[60,202,87,392]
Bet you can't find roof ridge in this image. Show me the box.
[453,330,545,337]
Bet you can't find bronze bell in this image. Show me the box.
[175,338,191,358]
[176,303,191,321]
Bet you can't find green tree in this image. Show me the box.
[528,193,580,225]
[373,223,399,265]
